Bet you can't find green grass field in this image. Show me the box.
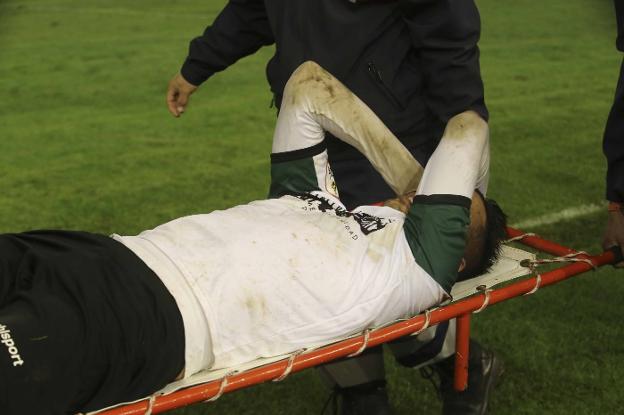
[0,0,622,413]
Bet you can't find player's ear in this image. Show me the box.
[458,258,466,272]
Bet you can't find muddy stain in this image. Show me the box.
[243,293,268,318]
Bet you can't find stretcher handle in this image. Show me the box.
[608,245,624,264]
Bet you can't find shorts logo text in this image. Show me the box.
[0,324,24,367]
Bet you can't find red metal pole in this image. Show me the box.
[97,240,620,415]
[454,313,471,391]
[507,227,580,257]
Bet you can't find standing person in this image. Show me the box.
[166,1,502,413]
[603,0,624,265]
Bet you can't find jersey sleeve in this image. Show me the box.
[269,143,336,198]
[403,197,470,293]
[181,0,274,86]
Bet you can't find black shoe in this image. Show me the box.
[421,340,504,415]
[322,380,395,415]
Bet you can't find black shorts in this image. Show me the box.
[0,230,185,414]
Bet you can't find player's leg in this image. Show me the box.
[0,231,185,414]
[0,291,87,414]
[0,234,84,414]
[317,347,390,414]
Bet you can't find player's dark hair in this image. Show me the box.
[457,195,508,282]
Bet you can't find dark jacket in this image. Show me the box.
[605,0,624,202]
[181,0,488,205]
[182,0,487,146]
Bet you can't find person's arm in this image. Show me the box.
[398,0,490,288]
[269,61,424,198]
[603,70,624,266]
[602,0,624,268]
[401,0,488,123]
[602,2,624,265]
[181,0,274,86]
[167,0,274,117]
[403,111,489,292]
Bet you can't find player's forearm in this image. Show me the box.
[417,111,489,199]
[180,0,274,86]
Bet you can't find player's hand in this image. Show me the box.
[603,209,624,268]
[383,192,415,214]
[166,73,198,117]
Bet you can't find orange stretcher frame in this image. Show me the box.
[98,227,622,415]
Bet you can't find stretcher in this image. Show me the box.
[89,227,622,415]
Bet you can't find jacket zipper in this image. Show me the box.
[367,62,406,110]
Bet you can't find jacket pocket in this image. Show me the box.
[367,61,407,111]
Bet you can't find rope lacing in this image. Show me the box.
[348,329,372,358]
[473,285,492,313]
[520,251,598,271]
[413,309,432,335]
[519,251,596,296]
[144,395,156,415]
[205,370,238,402]
[521,251,596,270]
[504,232,537,244]
[273,349,305,382]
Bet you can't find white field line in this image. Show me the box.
[511,203,604,230]
[0,3,208,19]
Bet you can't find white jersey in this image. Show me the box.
[115,192,446,373]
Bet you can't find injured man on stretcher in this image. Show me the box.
[0,62,506,414]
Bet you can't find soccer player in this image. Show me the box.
[0,62,506,414]
[166,1,493,413]
[167,0,502,415]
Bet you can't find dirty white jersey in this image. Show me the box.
[115,190,448,373]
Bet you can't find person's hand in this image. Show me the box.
[383,192,415,214]
[603,208,624,267]
[166,73,198,117]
